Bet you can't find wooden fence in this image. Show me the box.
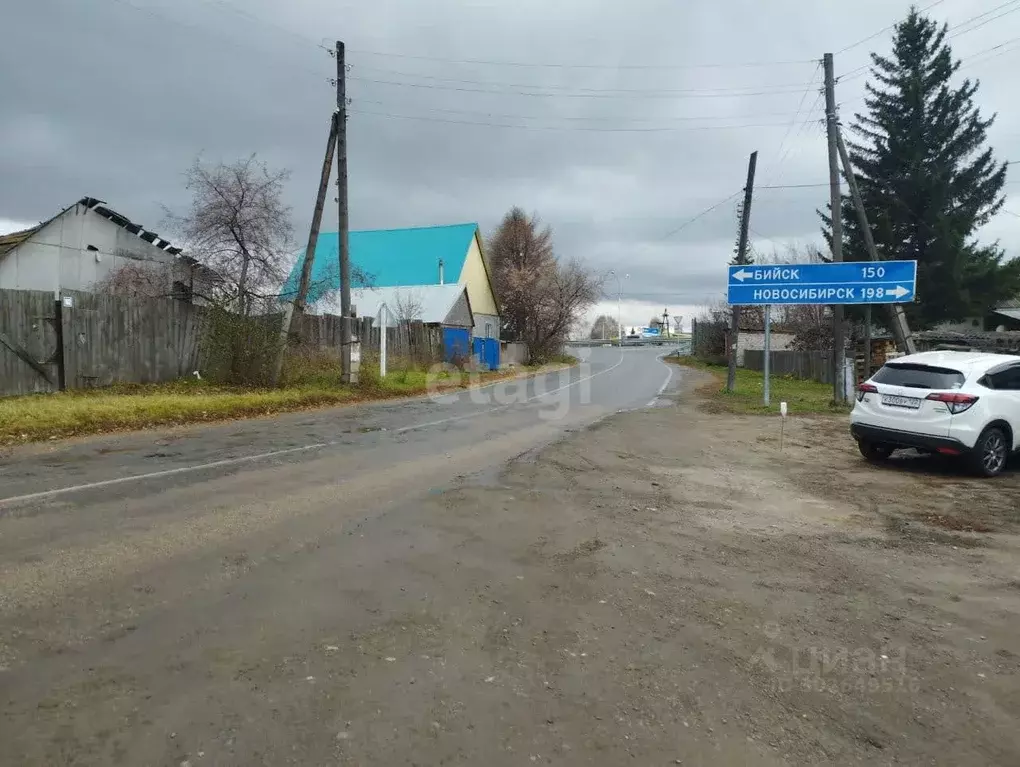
[1,289,208,396]
[0,287,452,397]
[0,289,61,396]
[62,290,206,390]
[354,317,445,366]
[743,349,832,385]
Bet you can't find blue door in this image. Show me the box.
[473,337,500,370]
[442,327,471,364]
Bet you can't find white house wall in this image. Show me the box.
[0,204,177,295]
[736,332,797,366]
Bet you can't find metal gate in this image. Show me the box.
[472,337,500,370]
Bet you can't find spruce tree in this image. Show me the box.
[828,7,1019,328]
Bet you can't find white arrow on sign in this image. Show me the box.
[890,285,910,299]
[732,268,754,282]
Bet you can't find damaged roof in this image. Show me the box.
[0,197,183,258]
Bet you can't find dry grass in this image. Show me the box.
[0,356,546,446]
[668,355,850,416]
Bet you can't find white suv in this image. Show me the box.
[850,350,1020,477]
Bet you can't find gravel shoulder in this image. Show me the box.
[2,366,1019,766]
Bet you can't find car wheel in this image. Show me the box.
[857,440,893,462]
[970,427,1009,478]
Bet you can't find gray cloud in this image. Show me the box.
[2,0,1018,313]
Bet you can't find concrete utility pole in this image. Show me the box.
[337,40,353,384]
[836,130,916,356]
[728,150,758,393]
[272,113,339,386]
[824,53,847,403]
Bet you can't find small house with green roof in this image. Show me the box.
[282,223,501,368]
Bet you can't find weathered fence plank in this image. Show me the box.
[0,289,61,396]
[744,349,832,385]
[2,287,449,398]
[60,290,205,389]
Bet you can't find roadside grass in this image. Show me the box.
[668,355,851,416]
[0,357,558,446]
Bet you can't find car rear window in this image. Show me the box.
[872,363,965,390]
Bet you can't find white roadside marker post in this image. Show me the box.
[780,400,788,450]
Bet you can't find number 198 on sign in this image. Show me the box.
[861,286,886,300]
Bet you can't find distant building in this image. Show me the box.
[283,223,501,369]
[0,197,214,303]
[736,321,797,366]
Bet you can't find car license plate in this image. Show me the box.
[882,394,922,409]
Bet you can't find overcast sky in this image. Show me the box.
[2,0,1019,331]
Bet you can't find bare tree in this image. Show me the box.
[589,314,617,340]
[164,154,293,316]
[488,208,602,363]
[393,289,425,322]
[92,261,176,299]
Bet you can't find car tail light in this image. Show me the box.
[925,392,978,414]
[856,383,878,402]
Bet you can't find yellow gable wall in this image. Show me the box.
[458,233,499,317]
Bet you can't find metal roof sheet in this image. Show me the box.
[350,284,470,325]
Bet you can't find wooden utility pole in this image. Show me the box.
[337,40,353,383]
[824,53,846,403]
[836,130,916,355]
[271,113,339,386]
[728,150,758,392]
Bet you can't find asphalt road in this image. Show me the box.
[0,346,681,765]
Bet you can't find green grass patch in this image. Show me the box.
[667,355,850,416]
[0,360,559,446]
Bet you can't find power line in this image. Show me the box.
[835,0,947,54]
[960,35,1020,67]
[349,76,818,100]
[758,182,830,189]
[351,98,820,124]
[948,0,1020,39]
[765,62,824,185]
[349,109,802,133]
[659,192,743,240]
[838,2,1020,82]
[771,91,827,184]
[352,65,822,95]
[348,49,817,71]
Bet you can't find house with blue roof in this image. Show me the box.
[282,223,502,368]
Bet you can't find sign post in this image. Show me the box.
[763,305,771,407]
[727,260,917,407]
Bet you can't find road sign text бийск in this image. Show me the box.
[727,260,917,306]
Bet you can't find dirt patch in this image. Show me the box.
[388,381,1020,765]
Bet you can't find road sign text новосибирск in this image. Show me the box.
[727,260,917,306]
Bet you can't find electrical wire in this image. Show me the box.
[347,49,816,71]
[948,0,1020,38]
[349,76,818,100]
[351,65,822,95]
[659,192,743,240]
[835,0,947,54]
[764,63,824,185]
[349,109,801,133]
[351,98,821,124]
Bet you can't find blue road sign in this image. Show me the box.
[727,260,917,306]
